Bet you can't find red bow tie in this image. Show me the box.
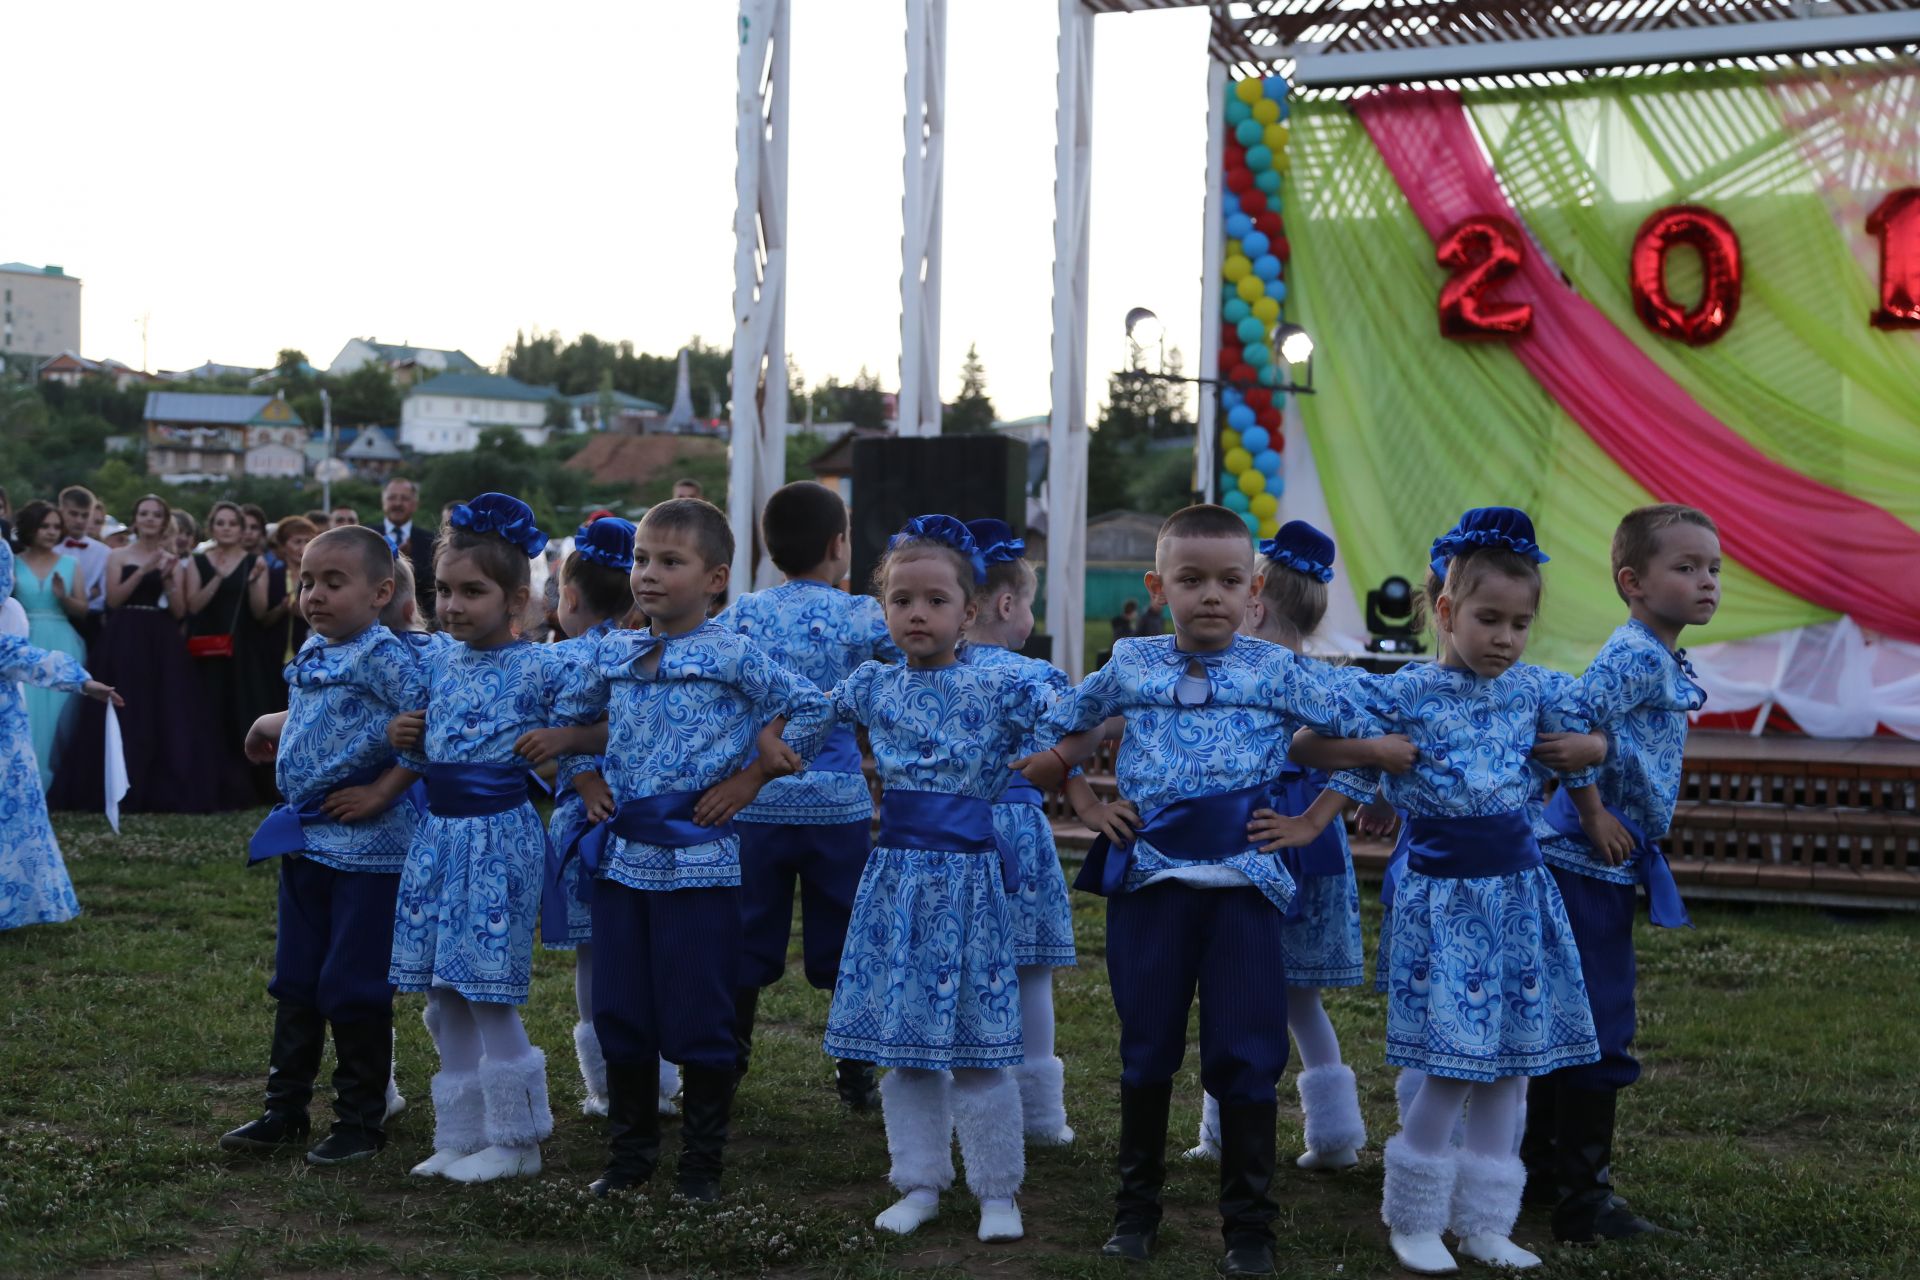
[64,539,88,549]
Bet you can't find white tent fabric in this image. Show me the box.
[1686,617,1920,741]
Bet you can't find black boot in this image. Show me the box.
[1216,1100,1278,1276]
[591,1060,662,1196]
[1551,1086,1666,1243]
[835,1059,879,1110]
[731,987,760,1081]
[306,1015,391,1165]
[1519,1072,1562,1207]
[677,1064,738,1201]
[1101,1082,1171,1262]
[220,1002,325,1153]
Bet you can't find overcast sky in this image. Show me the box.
[10,1,1212,420]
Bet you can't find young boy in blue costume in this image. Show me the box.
[1022,504,1387,1278]
[561,498,833,1201]
[1519,504,1720,1244]
[713,481,898,1108]
[223,525,425,1165]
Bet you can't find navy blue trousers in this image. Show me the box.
[1106,881,1290,1105]
[268,858,400,1025]
[591,881,739,1071]
[1549,865,1641,1090]
[736,818,869,990]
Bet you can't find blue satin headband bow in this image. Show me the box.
[1429,506,1549,579]
[889,514,988,584]
[963,517,1026,566]
[573,517,635,572]
[448,493,549,559]
[1258,520,1336,584]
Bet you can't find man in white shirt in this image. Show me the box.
[370,477,437,620]
[58,485,113,639]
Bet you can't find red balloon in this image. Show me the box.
[1254,210,1284,238]
[1244,387,1273,410]
[1238,191,1266,215]
[1228,362,1257,387]
[1224,141,1246,167]
[1437,215,1534,341]
[1630,205,1741,345]
[1257,406,1283,430]
[1867,187,1920,329]
[1272,235,1290,262]
[1218,342,1243,372]
[1225,168,1252,195]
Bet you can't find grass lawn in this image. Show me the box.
[3,811,1917,1279]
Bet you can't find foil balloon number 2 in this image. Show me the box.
[1437,216,1534,340]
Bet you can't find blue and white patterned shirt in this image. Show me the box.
[716,580,899,824]
[400,637,583,774]
[546,618,618,793]
[1534,620,1707,883]
[560,621,834,892]
[961,642,1076,800]
[831,659,1048,804]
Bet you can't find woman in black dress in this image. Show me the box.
[177,501,260,809]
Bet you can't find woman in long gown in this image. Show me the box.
[11,501,90,787]
[178,501,259,809]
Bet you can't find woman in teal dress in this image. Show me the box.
[11,501,90,788]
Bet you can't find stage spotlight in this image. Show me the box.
[1276,323,1315,364]
[1365,574,1426,654]
[1124,307,1162,343]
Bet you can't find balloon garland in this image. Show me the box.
[1218,74,1291,539]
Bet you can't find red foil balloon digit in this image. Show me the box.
[1867,187,1920,330]
[1631,205,1742,345]
[1437,215,1534,341]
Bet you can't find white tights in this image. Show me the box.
[426,987,533,1071]
[1286,988,1342,1068]
[1402,1074,1526,1157]
[573,944,594,1023]
[1016,965,1054,1060]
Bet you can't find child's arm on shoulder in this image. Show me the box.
[320,764,421,825]
[1290,726,1417,775]
[732,637,833,764]
[516,721,608,766]
[246,710,291,763]
[1249,788,1354,852]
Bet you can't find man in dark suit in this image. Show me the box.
[372,477,437,620]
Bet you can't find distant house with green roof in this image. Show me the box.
[144,390,307,481]
[401,372,559,453]
[327,337,483,384]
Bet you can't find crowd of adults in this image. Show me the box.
[4,477,441,815]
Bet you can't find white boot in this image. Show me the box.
[658,1055,681,1116]
[1296,1063,1365,1170]
[1382,1133,1460,1275]
[874,1069,953,1235]
[1011,1056,1073,1145]
[410,1069,483,1177]
[1450,1149,1540,1269]
[1184,1091,1222,1161]
[384,1028,407,1120]
[573,1022,609,1117]
[952,1072,1025,1242]
[445,1049,551,1183]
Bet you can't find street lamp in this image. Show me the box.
[1118,309,1314,396]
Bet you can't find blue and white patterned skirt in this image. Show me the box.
[992,802,1077,969]
[1280,855,1364,987]
[389,807,546,1004]
[1381,864,1599,1082]
[823,843,1024,1070]
[540,793,593,951]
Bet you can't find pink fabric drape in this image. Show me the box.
[1355,88,1920,644]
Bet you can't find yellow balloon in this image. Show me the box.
[1234,78,1264,105]
[1223,254,1251,283]
[1263,122,1288,151]
[1274,151,1291,174]
[1237,468,1268,497]
[1236,274,1267,303]
[1226,238,1242,259]
[1250,492,1278,519]
[1224,447,1253,475]
[1252,98,1280,125]
[1220,428,1241,452]
[1257,518,1280,540]
[1252,296,1281,324]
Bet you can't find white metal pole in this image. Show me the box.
[1194,60,1227,505]
[1047,0,1092,679]
[320,387,333,511]
[898,0,948,437]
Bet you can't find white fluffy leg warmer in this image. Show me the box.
[1449,1149,1527,1240]
[951,1071,1026,1203]
[573,1022,608,1115]
[479,1049,553,1148]
[1011,1056,1073,1144]
[429,1070,485,1155]
[1297,1063,1367,1156]
[880,1069,955,1194]
[1381,1134,1458,1236]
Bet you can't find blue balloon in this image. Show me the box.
[1264,75,1289,100]
[1242,231,1270,257]
[1255,449,1283,476]
[1255,169,1283,195]
[1221,386,1244,408]
[1223,192,1241,216]
[1271,392,1287,410]
[1268,280,1288,303]
[1225,98,1253,127]
[1246,144,1273,172]
[1235,315,1267,344]
[1239,510,1261,534]
[1259,363,1281,387]
[1268,475,1286,497]
[1240,426,1270,454]
[1227,404,1255,430]
[1223,298,1251,325]
[1235,118,1265,147]
[1222,487,1252,514]
[1268,195,1284,214]
[1226,212,1254,240]
[1253,254,1281,282]
[1244,342,1272,367]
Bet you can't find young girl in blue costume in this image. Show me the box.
[387,493,587,1184]
[1185,521,1417,1173]
[959,517,1129,1149]
[0,541,122,933]
[825,515,1053,1245]
[1286,506,1611,1274]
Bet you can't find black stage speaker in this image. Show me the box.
[850,435,1028,593]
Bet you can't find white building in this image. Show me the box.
[400,373,556,453]
[2,262,82,363]
[327,338,482,381]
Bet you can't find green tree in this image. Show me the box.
[813,368,888,430]
[942,342,995,435]
[1087,350,1197,517]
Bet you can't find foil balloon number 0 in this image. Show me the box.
[1436,215,1534,340]
[1630,205,1742,346]
[1867,187,1920,330]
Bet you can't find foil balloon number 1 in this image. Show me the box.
[1867,187,1920,330]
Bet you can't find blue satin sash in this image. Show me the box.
[1392,811,1541,897]
[424,763,539,817]
[1379,817,1413,908]
[575,790,731,874]
[744,723,862,777]
[1073,782,1271,898]
[1543,787,1691,929]
[875,790,1020,893]
[1000,773,1045,807]
[248,763,400,865]
[1271,764,1349,881]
